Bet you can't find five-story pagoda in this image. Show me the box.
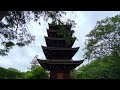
[37,23,84,79]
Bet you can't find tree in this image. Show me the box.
[70,69,79,79]
[0,11,67,56]
[30,55,40,70]
[0,67,23,79]
[7,68,19,72]
[24,66,49,79]
[74,57,120,79]
[84,14,120,60]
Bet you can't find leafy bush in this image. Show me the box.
[72,57,120,79]
[23,66,49,79]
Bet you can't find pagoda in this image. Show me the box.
[37,23,84,79]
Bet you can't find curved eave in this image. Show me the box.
[48,24,72,27]
[41,46,79,60]
[47,29,74,36]
[37,59,84,70]
[41,46,79,51]
[44,36,76,44]
[44,36,76,47]
[45,36,65,40]
[47,29,58,33]
[48,24,72,30]
[37,59,84,64]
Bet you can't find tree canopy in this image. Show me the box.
[0,67,23,79]
[84,14,120,60]
[0,11,70,56]
[0,66,49,79]
[24,66,49,79]
[72,56,120,79]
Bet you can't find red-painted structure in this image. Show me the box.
[37,24,84,79]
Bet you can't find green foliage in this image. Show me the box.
[0,49,9,56]
[3,34,8,38]
[49,23,77,44]
[0,66,49,79]
[80,14,120,79]
[50,16,77,45]
[8,68,19,72]
[0,67,23,79]
[71,56,120,79]
[84,14,120,60]
[0,11,67,56]
[59,25,76,44]
[5,41,15,47]
[70,69,79,79]
[24,66,49,79]
[16,43,25,47]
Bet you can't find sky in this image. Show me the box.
[0,11,120,72]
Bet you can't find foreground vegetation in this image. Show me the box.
[0,66,49,79]
[71,56,120,79]
[70,14,120,79]
[1,55,120,79]
[0,67,23,79]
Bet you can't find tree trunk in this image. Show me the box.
[0,11,8,21]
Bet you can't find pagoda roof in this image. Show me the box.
[37,59,84,64]
[44,36,75,48]
[45,36,65,40]
[42,46,79,50]
[47,29,74,38]
[47,29,58,32]
[41,46,79,60]
[48,23,72,27]
[47,29,74,34]
[37,59,84,70]
[48,24,72,30]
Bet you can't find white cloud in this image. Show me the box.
[0,11,120,72]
